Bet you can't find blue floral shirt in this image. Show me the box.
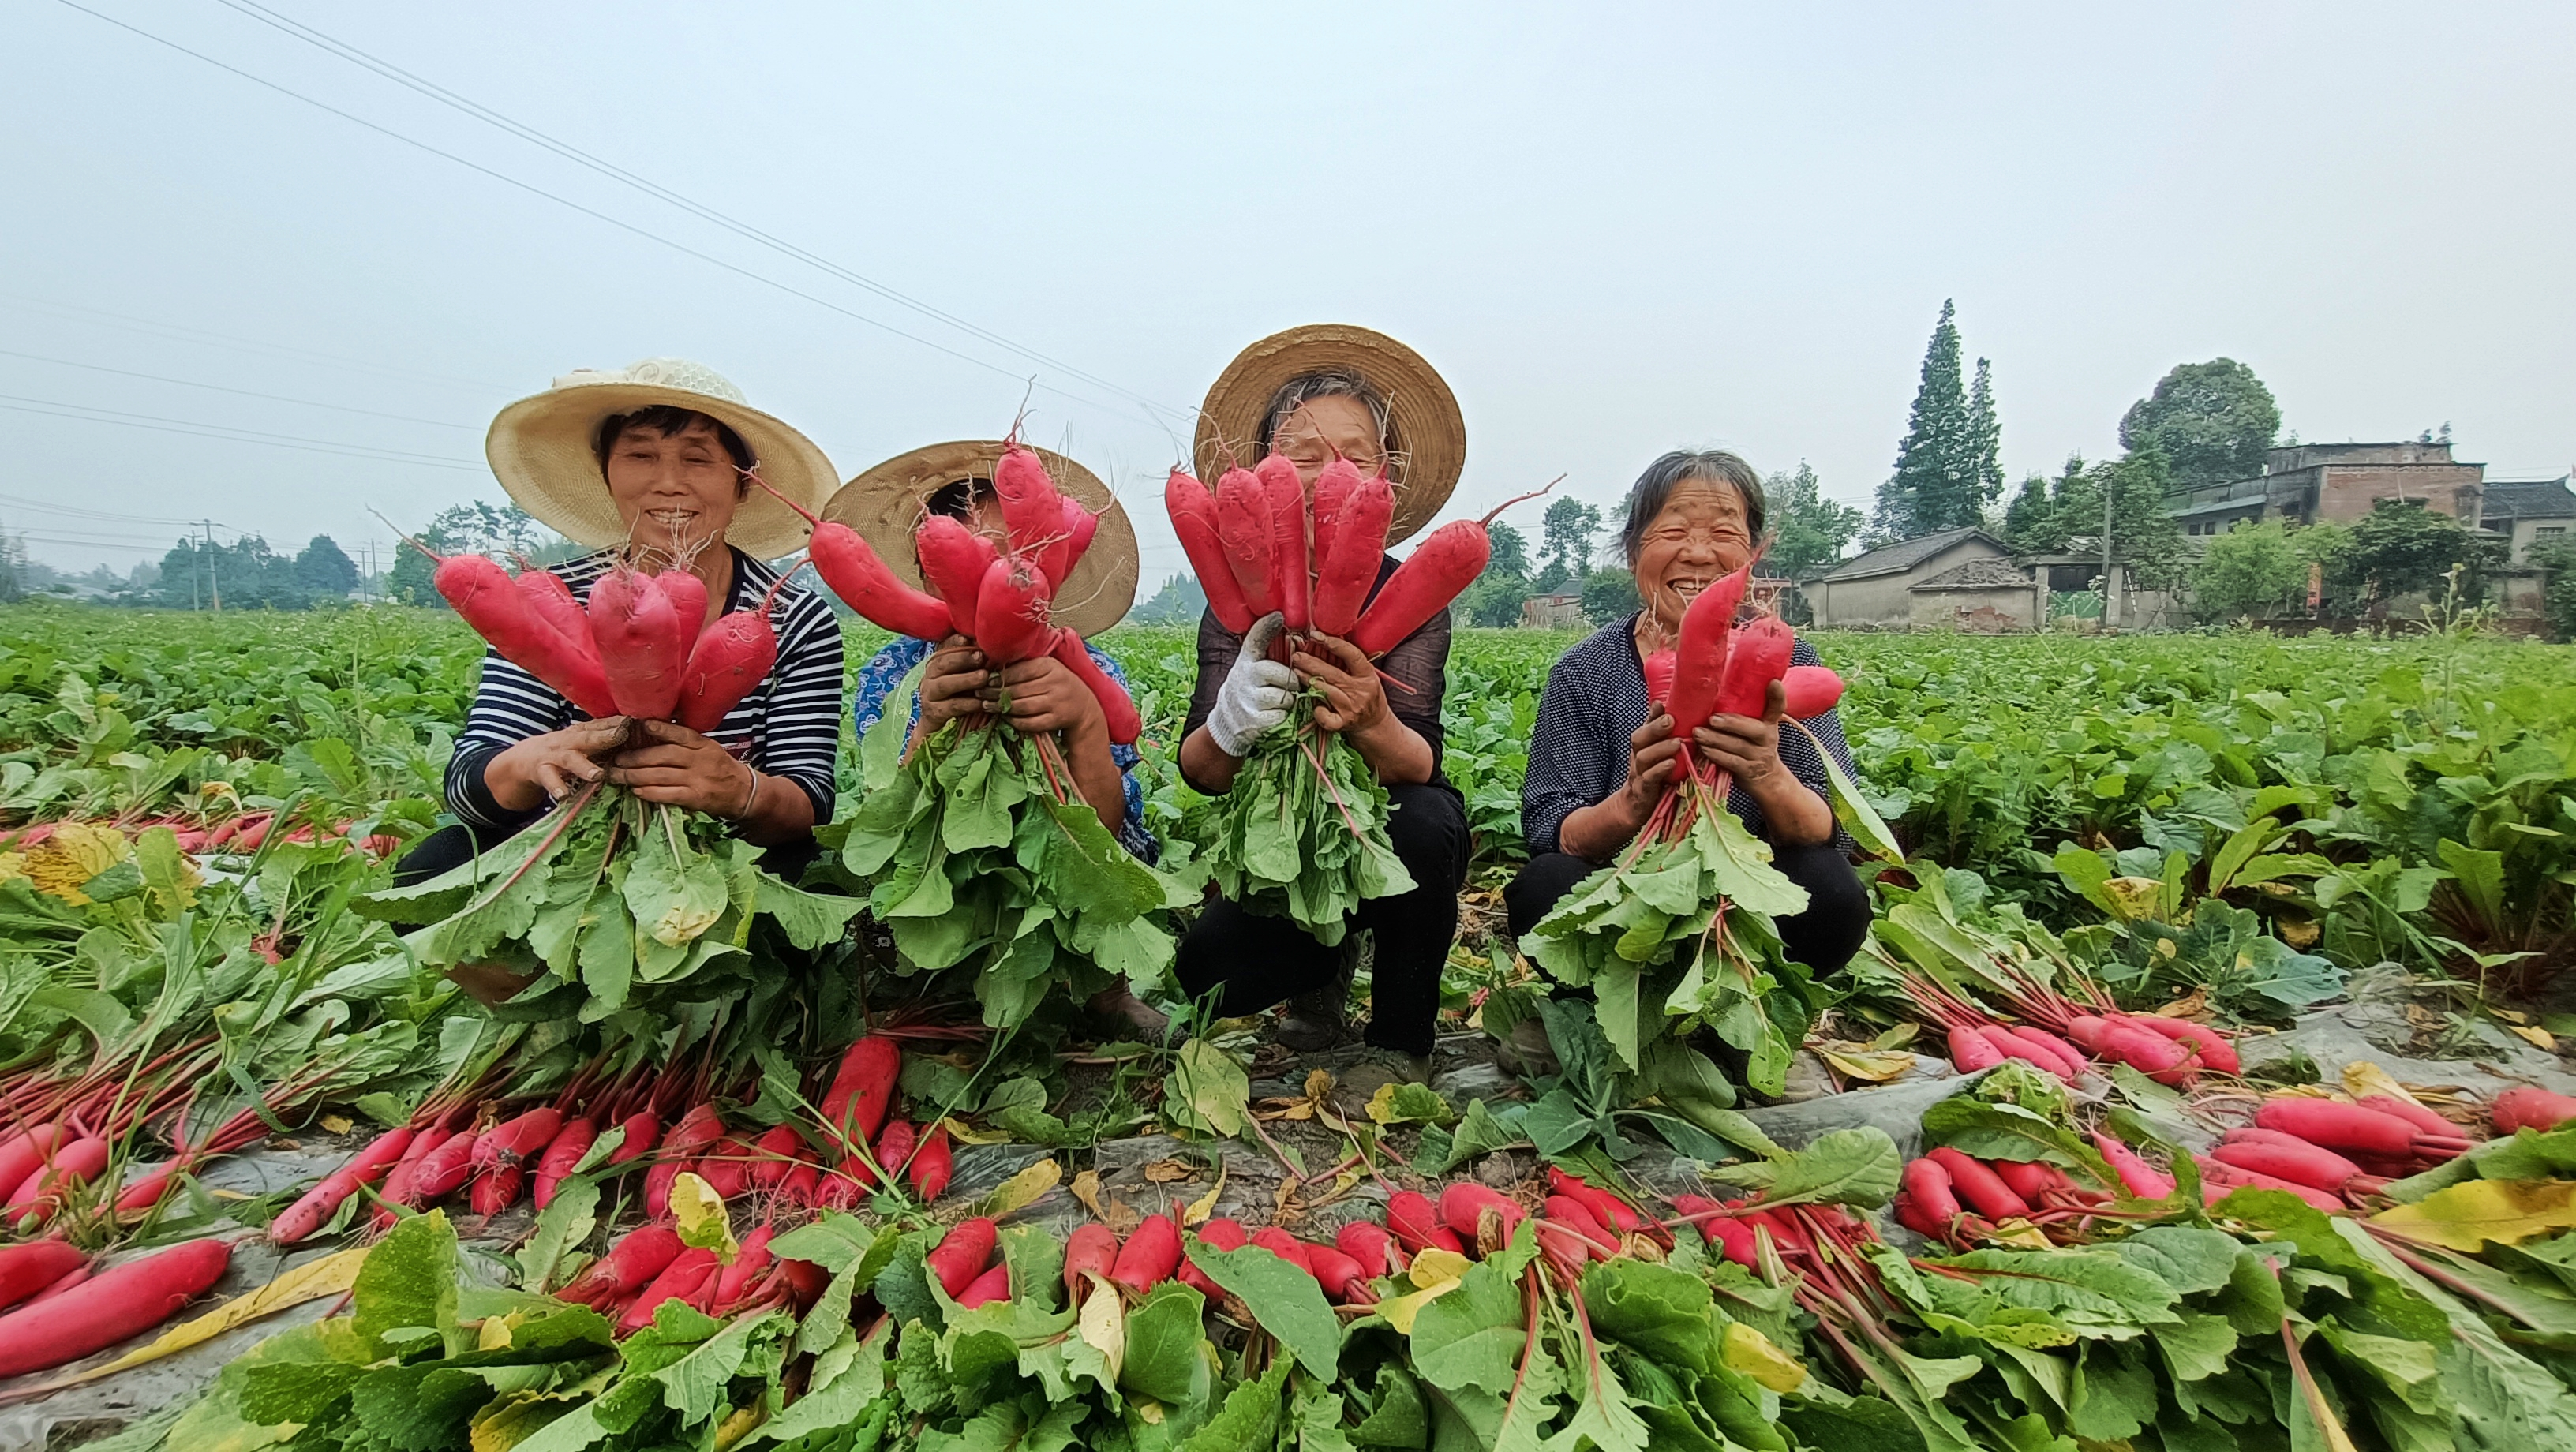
[851,636,1157,863]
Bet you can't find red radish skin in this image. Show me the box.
[1249,1227,1316,1276]
[2002,1025,2091,1077]
[373,1125,450,1220]
[1213,469,1277,621]
[2069,1016,2199,1086]
[1042,496,1099,589]
[1112,1214,1182,1293]
[1901,1158,1964,1226]
[929,1218,999,1298]
[605,1112,661,1167]
[1309,458,1360,575]
[1926,1147,2031,1220]
[470,1166,523,1216]
[1947,1025,2005,1073]
[1049,633,1142,746]
[1990,1025,2085,1080]
[1181,1218,1245,1300]
[655,569,709,638]
[1438,1182,1526,1249]
[973,557,1054,666]
[956,1263,1013,1309]
[748,1125,804,1192]
[1780,665,1844,718]
[2196,1157,2344,1213]
[2091,1132,2176,1199]
[1544,1198,1621,1257]
[1347,521,1481,659]
[1642,650,1676,708]
[2254,1099,2442,1158]
[2215,1130,2364,1192]
[1311,473,1396,638]
[994,445,1065,555]
[1663,563,1754,733]
[1305,1242,1372,1304]
[777,1258,828,1311]
[1387,1191,1465,1255]
[1064,1225,1119,1299]
[9,1136,109,1216]
[513,566,591,654]
[675,611,779,733]
[871,1121,917,1188]
[778,1161,821,1207]
[620,1248,719,1334]
[1991,1158,2070,1203]
[1976,1024,2069,1080]
[814,1163,868,1211]
[0,1237,230,1378]
[809,523,955,641]
[1546,1169,1646,1237]
[697,1138,755,1199]
[2127,1016,2241,1076]
[436,555,619,718]
[915,516,1001,618]
[710,1226,776,1315]
[407,1132,478,1203]
[908,1125,953,1203]
[1255,455,1312,632]
[481,1109,564,1169]
[1335,1220,1400,1277]
[822,1038,901,1148]
[587,567,689,720]
[1712,616,1797,720]
[0,1241,87,1312]
[271,1126,414,1244]
[2357,1095,2458,1141]
[22,1266,90,1308]
[1167,471,1254,633]
[559,1226,683,1307]
[646,1105,726,1218]
[529,1118,597,1212]
[2492,1086,2576,1135]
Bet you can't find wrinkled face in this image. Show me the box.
[1269,395,1387,488]
[1634,478,1754,634]
[605,418,740,551]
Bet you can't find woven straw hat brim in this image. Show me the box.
[824,440,1139,638]
[486,381,838,561]
[1192,324,1466,546]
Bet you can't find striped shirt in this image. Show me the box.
[1521,612,1858,858]
[444,548,844,832]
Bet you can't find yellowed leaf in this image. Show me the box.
[2371,1178,2576,1251]
[319,1113,354,1136]
[1408,1248,1472,1288]
[1069,1169,1108,1218]
[2278,915,2321,949]
[938,1116,1013,1147]
[2341,1062,2420,1106]
[2508,1024,2559,1050]
[713,1403,766,1451]
[30,1241,369,1390]
[670,1172,738,1260]
[477,1315,516,1351]
[1304,1069,1334,1102]
[1078,1278,1125,1387]
[2102,876,2163,922]
[1142,1159,1194,1184]
[25,822,129,904]
[1986,1222,2054,1249]
[0,852,24,886]
[1723,1322,1807,1393]
[969,1157,1061,1220]
[2492,1008,2531,1024]
[472,1391,592,1452]
[1814,1046,1917,1084]
[1181,1162,1226,1226]
[1374,1278,1461,1334]
[1133,1401,1166,1425]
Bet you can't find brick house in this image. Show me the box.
[2481,475,2575,565]
[2166,441,2486,537]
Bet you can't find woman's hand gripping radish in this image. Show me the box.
[1202,613,1298,762]
[1687,675,1834,848]
[604,719,797,837]
[1290,633,1434,788]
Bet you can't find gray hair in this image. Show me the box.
[1617,450,1767,567]
[1257,370,1395,458]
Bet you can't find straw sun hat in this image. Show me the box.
[1192,324,1467,547]
[485,357,839,561]
[824,440,1140,638]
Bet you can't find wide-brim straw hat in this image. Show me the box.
[486,357,838,561]
[824,440,1140,638]
[1193,324,1466,546]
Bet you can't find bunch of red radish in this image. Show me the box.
[2193,1095,2472,1211]
[271,1034,949,1248]
[1646,561,1845,751]
[2492,1086,2576,1135]
[762,447,1138,746]
[0,812,396,859]
[1900,973,2099,1085]
[1894,1146,2122,1244]
[0,1234,233,1379]
[558,1219,827,1334]
[1166,455,1550,659]
[1995,975,2238,1087]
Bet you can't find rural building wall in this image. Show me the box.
[1812,536,2010,628]
[1908,585,2039,631]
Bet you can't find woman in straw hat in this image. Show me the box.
[836,440,1166,1037]
[396,359,846,908]
[1498,449,1868,1083]
[1174,325,1473,1104]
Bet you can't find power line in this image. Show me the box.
[0,490,207,527]
[213,0,1189,428]
[54,1,1173,432]
[0,292,508,392]
[0,348,474,427]
[0,393,485,469]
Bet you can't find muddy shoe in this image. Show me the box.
[1492,1018,1560,1080]
[1331,1047,1434,1117]
[1275,985,1350,1052]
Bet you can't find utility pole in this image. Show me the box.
[201,522,222,612]
[2101,477,2116,634]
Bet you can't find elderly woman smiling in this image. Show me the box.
[1501,449,1868,1074]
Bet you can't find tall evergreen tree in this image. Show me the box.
[1968,357,2004,517]
[1873,300,1980,540]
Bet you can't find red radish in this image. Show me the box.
[1249,1227,1315,1275]
[1546,1169,1645,1237]
[1213,469,1276,620]
[534,1119,599,1210]
[408,1130,479,1202]
[1662,563,1754,733]
[1437,1183,1526,1251]
[2215,1130,2363,1192]
[1256,454,1311,632]
[620,1248,719,1334]
[470,1165,523,1215]
[2492,1086,2576,1135]
[605,1111,661,1166]
[1112,1214,1182,1293]
[270,1126,414,1244]
[1990,1159,2073,1203]
[1309,458,1360,574]
[993,444,1064,555]
[1688,1211,1761,1267]
[1181,1218,1244,1298]
[1049,632,1142,746]
[908,1125,953,1203]
[2357,1095,2458,1141]
[434,553,619,719]
[9,1135,109,1215]
[1711,616,1797,720]
[559,1226,683,1307]
[928,1218,998,1298]
[810,522,955,641]
[2090,1132,2174,1199]
[1387,1191,1464,1256]
[710,1226,775,1316]
[675,610,778,734]
[748,1125,804,1192]
[2067,1016,2199,1087]
[1926,1148,2031,1220]
[1064,1224,1119,1299]
[1779,664,1844,717]
[656,568,709,637]
[1167,470,1254,634]
[2127,1016,2240,1076]
[821,1038,901,1149]
[1347,482,1556,659]
[646,1105,727,1218]
[1641,650,1677,710]
[0,1127,65,1203]
[1312,471,1396,638]
[2257,1098,2469,1159]
[0,1241,86,1312]
[697,1138,754,1199]
[1041,496,1099,589]
[956,1263,1012,1309]
[2002,1024,2091,1077]
[1543,1197,1621,1257]
[512,566,598,668]
[1304,1243,1372,1304]
[1947,1025,2005,1073]
[779,1161,821,1207]
[478,1108,564,1169]
[972,556,1054,666]
[1901,1158,1964,1226]
[0,1237,230,1378]
[870,1121,916,1189]
[1976,1024,2068,1080]
[777,1259,828,1311]
[1739,1207,1812,1258]
[585,567,689,720]
[915,515,1001,616]
[23,1265,90,1307]
[2195,1157,2343,1213]
[1990,1025,2086,1080]
[1335,1220,1400,1277]
[814,1162,868,1211]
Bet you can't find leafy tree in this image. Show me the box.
[1872,300,1989,541]
[2191,520,2310,623]
[1455,520,1535,627]
[1761,462,1864,578]
[149,535,309,609]
[384,525,453,608]
[2533,537,2576,642]
[386,503,570,609]
[1129,572,1206,625]
[294,535,358,598]
[2118,359,2280,491]
[2313,500,2506,613]
[1537,498,1603,591]
[1999,455,2099,554]
[1579,567,1642,627]
[1485,521,1531,579]
[1967,357,2003,513]
[2099,448,2190,591]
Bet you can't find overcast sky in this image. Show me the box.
[7,2,2571,589]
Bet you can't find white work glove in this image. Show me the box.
[1206,612,1298,758]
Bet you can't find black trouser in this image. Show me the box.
[393,821,820,889]
[1175,783,1470,1058]
[1503,840,1870,976]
